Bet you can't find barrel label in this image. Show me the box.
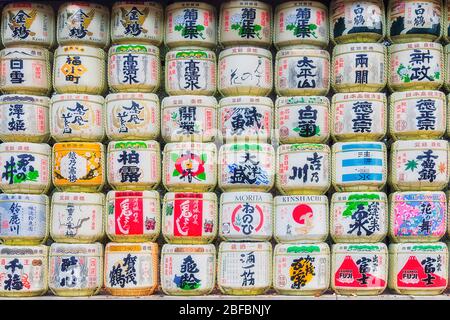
[396,253,447,288]
[334,253,386,288]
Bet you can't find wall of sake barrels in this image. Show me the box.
[1,0,450,299]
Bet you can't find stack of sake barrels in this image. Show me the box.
[103,1,163,296]
[272,1,331,295]
[0,2,54,298]
[385,0,449,296]
[159,2,218,296]
[47,2,109,297]
[328,0,390,296]
[215,1,274,296]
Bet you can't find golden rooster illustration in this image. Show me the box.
[119,7,150,34]
[8,9,37,38]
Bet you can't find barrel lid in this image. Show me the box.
[390,90,445,101]
[162,243,216,254]
[389,242,447,253]
[275,243,329,255]
[333,243,387,254]
[51,94,105,105]
[219,96,273,108]
[219,46,272,59]
[220,191,273,202]
[164,142,217,153]
[275,1,328,12]
[106,92,159,103]
[109,44,159,55]
[276,96,329,108]
[107,190,160,200]
[392,139,449,150]
[332,92,386,102]
[52,191,105,204]
[0,193,48,202]
[219,241,272,252]
[274,194,328,205]
[0,245,48,256]
[333,42,385,54]
[50,242,103,256]
[390,42,443,52]
[105,242,158,252]
[276,48,329,59]
[55,45,106,58]
[166,2,216,12]
[108,140,160,151]
[0,94,50,106]
[278,143,331,154]
[0,142,51,153]
[220,142,274,153]
[333,141,386,152]
[163,192,217,201]
[331,192,387,203]
[162,95,218,108]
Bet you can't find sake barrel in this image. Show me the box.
[107,140,161,191]
[330,0,385,44]
[0,47,52,95]
[165,2,217,49]
[274,1,329,49]
[389,90,446,140]
[330,192,388,243]
[219,1,272,48]
[108,44,160,93]
[444,45,450,92]
[273,243,330,295]
[275,48,330,96]
[0,94,49,143]
[105,93,160,141]
[390,140,449,191]
[389,242,448,295]
[162,192,217,244]
[218,241,272,295]
[218,46,273,96]
[331,92,387,142]
[165,48,216,96]
[53,45,106,95]
[389,191,447,243]
[52,142,105,192]
[0,245,48,297]
[111,1,163,45]
[56,2,110,48]
[160,244,216,295]
[332,142,387,192]
[50,192,104,243]
[104,242,159,296]
[219,96,273,143]
[388,0,442,43]
[106,190,160,243]
[0,194,49,245]
[1,2,55,48]
[331,243,388,295]
[219,192,272,241]
[275,96,330,144]
[50,94,105,142]
[274,195,328,243]
[163,142,217,192]
[388,42,444,91]
[332,43,387,93]
[48,242,103,297]
[161,95,217,143]
[276,144,331,195]
[0,142,51,194]
[218,143,275,192]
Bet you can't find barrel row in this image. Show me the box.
[1,242,448,296]
[4,0,450,50]
[1,189,449,245]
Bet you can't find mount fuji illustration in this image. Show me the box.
[397,256,446,288]
[335,256,386,287]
